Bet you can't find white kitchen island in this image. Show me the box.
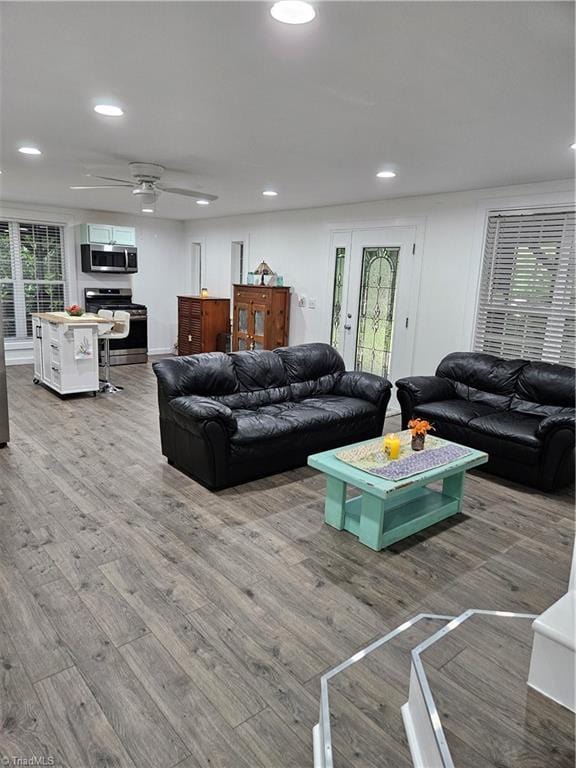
[31,312,112,396]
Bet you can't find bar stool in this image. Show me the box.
[98,310,130,393]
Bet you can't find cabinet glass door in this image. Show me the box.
[251,303,267,350]
[235,302,251,351]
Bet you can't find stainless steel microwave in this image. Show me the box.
[81,243,138,273]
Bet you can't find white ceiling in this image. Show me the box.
[0,1,574,221]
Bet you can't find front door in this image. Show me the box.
[330,226,418,411]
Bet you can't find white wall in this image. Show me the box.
[186,179,574,376]
[0,203,187,364]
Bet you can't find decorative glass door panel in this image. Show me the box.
[355,247,399,377]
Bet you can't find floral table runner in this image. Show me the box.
[336,431,473,482]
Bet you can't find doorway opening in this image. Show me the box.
[190,242,202,295]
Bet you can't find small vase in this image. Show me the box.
[411,433,425,451]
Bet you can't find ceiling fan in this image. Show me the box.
[70,162,218,212]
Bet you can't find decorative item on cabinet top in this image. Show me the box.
[177,295,230,356]
[232,284,290,352]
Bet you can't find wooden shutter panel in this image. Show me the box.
[474,209,575,366]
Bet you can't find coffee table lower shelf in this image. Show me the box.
[324,473,465,551]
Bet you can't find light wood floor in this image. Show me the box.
[0,360,574,768]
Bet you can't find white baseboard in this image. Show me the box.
[148,347,174,356]
[6,352,33,366]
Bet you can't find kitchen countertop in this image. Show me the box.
[31,312,111,325]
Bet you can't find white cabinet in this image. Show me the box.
[111,226,136,245]
[32,316,101,395]
[80,223,136,246]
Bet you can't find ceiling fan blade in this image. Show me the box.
[88,174,134,184]
[70,185,132,190]
[157,185,218,201]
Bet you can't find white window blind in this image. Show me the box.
[474,209,575,366]
[0,221,67,340]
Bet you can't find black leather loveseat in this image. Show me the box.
[396,352,575,491]
[153,343,391,490]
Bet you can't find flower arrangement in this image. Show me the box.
[65,304,84,317]
[407,418,434,451]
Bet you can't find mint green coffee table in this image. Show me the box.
[308,437,488,551]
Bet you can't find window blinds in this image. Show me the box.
[474,209,575,367]
[0,221,67,340]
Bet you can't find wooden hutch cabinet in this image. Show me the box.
[178,296,230,356]
[232,285,290,351]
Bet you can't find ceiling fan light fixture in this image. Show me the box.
[270,1,316,24]
[94,104,124,117]
[141,207,154,214]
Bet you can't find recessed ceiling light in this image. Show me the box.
[196,199,210,205]
[571,142,576,150]
[141,208,154,213]
[262,190,278,196]
[376,170,396,179]
[270,1,316,25]
[18,146,42,155]
[94,104,124,117]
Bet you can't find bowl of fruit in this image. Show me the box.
[65,304,84,317]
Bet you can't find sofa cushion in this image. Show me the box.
[432,421,541,466]
[231,396,376,445]
[231,350,288,391]
[413,399,497,426]
[274,342,345,400]
[216,350,291,409]
[436,352,527,409]
[468,411,542,448]
[153,352,237,399]
[511,361,576,416]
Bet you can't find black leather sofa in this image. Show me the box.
[153,343,391,490]
[396,352,575,491]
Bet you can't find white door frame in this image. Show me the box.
[325,217,426,382]
[188,239,204,294]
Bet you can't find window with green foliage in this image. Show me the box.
[0,221,67,340]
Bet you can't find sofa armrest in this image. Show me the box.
[333,371,392,406]
[395,375,456,429]
[395,375,455,405]
[169,395,237,435]
[536,411,575,439]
